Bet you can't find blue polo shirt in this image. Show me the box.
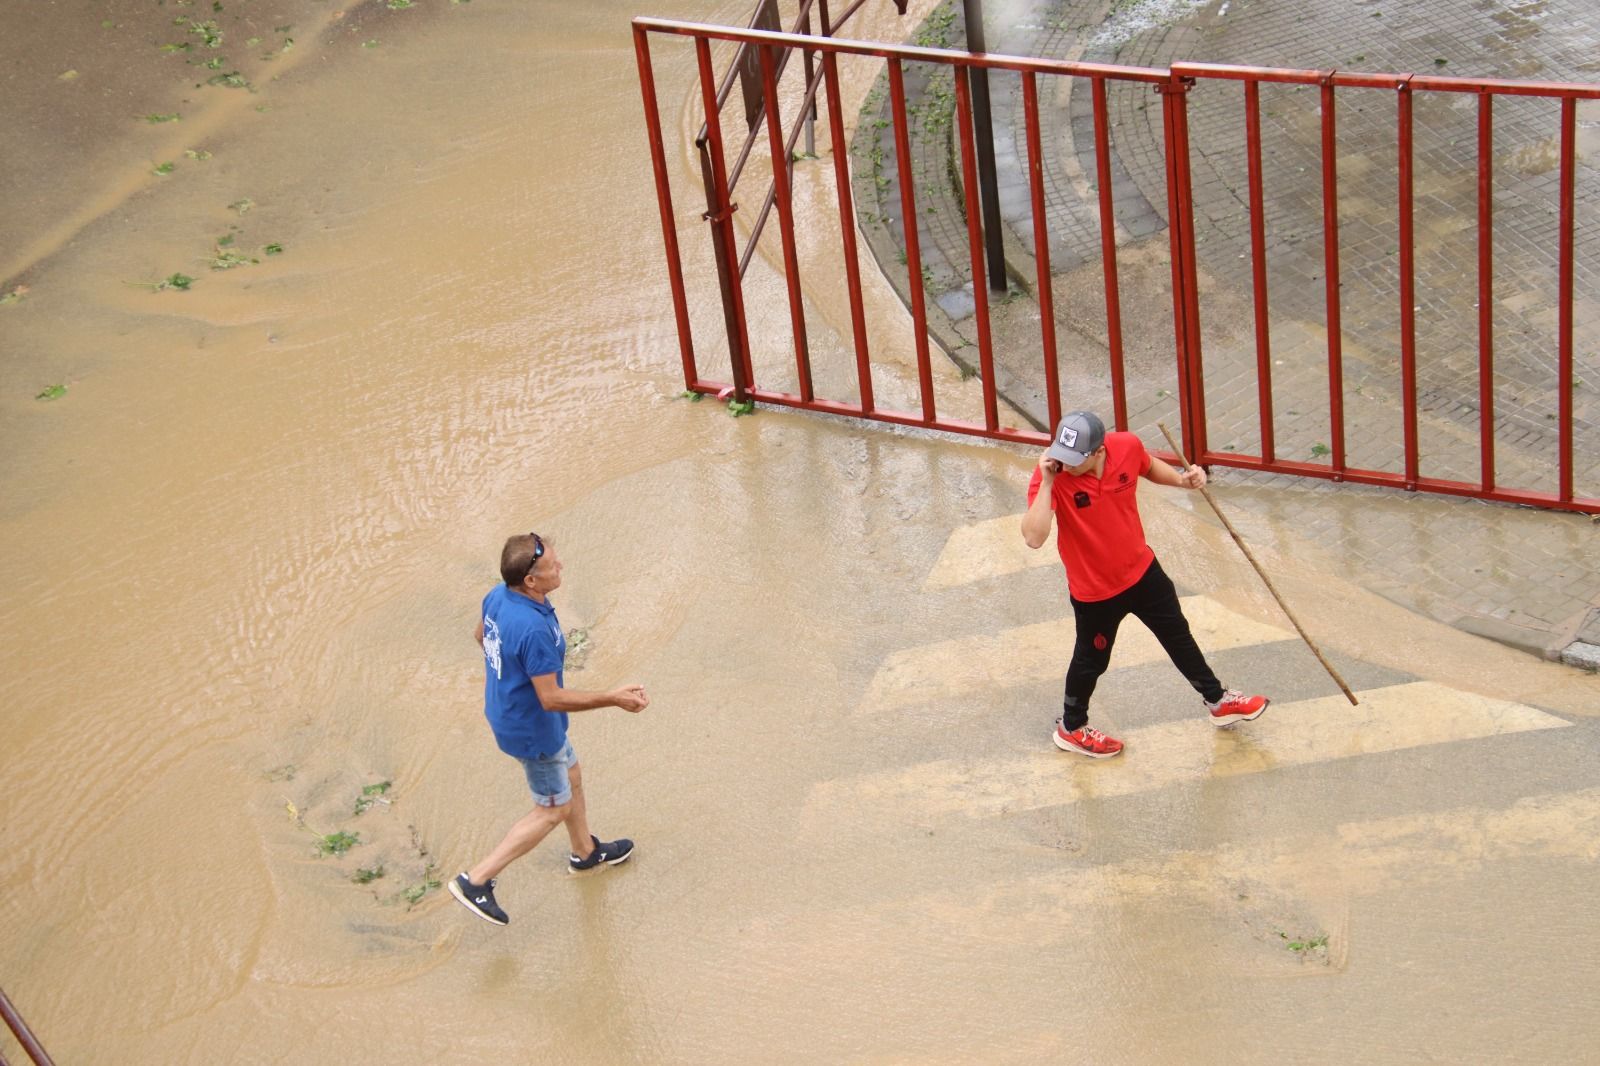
[480,584,568,758]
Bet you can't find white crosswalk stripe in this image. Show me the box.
[860,595,1294,713]
[922,513,1058,590]
[809,682,1571,827]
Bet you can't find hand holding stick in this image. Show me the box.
[1158,423,1358,706]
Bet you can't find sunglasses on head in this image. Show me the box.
[512,533,545,586]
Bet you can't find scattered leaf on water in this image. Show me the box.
[388,0,415,8]
[264,242,283,255]
[217,233,234,247]
[35,384,67,401]
[363,39,380,48]
[352,865,385,884]
[158,273,194,291]
[184,148,212,160]
[152,161,176,175]
[58,70,79,81]
[0,286,28,305]
[144,113,181,123]
[209,249,258,270]
[229,198,255,213]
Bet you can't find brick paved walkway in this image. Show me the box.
[850,0,1600,663]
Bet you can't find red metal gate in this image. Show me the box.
[632,16,1600,514]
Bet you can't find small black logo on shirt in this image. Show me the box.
[1073,491,1092,509]
[1118,472,1130,484]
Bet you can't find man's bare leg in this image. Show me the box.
[466,802,569,885]
[564,763,595,860]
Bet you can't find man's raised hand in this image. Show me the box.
[612,685,650,713]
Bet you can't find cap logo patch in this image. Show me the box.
[1058,425,1079,448]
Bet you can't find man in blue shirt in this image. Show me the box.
[449,532,649,926]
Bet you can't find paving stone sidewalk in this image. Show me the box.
[850,0,1600,665]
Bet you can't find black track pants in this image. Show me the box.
[1061,557,1224,730]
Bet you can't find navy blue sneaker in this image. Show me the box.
[449,873,508,925]
[568,835,634,874]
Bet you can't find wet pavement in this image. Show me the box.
[853,0,1600,664]
[2,0,1600,1062]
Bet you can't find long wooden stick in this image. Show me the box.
[1158,423,1359,706]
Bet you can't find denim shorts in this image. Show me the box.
[516,740,577,807]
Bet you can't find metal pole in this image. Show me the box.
[962,0,1007,293]
[1158,423,1359,707]
[0,985,56,1066]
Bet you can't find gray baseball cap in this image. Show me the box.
[1045,410,1106,467]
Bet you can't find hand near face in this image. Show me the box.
[1038,451,1062,479]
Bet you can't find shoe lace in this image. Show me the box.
[1080,727,1111,743]
[1215,689,1242,707]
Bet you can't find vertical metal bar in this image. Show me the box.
[758,43,814,402]
[1477,91,1496,493]
[1170,78,1208,461]
[801,10,816,157]
[1161,82,1196,457]
[962,0,1008,294]
[954,65,1000,430]
[889,58,936,422]
[1558,95,1576,502]
[634,27,699,390]
[1022,72,1061,431]
[1244,79,1275,462]
[1092,77,1128,432]
[1397,79,1419,488]
[821,48,875,412]
[696,37,755,400]
[1320,75,1347,475]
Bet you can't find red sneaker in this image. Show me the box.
[1207,690,1269,726]
[1053,722,1124,758]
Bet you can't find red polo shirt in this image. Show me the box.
[1026,431,1155,602]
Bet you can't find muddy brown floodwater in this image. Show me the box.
[4,1,1600,1063]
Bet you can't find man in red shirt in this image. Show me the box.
[1022,411,1269,758]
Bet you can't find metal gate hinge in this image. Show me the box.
[702,203,740,223]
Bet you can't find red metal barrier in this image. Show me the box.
[633,17,1600,514]
[633,15,1167,446]
[1171,63,1600,513]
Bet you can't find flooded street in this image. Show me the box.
[3,1,1599,1062]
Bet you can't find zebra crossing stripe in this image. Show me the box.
[794,788,1600,947]
[812,682,1571,822]
[861,596,1294,712]
[922,514,1058,590]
